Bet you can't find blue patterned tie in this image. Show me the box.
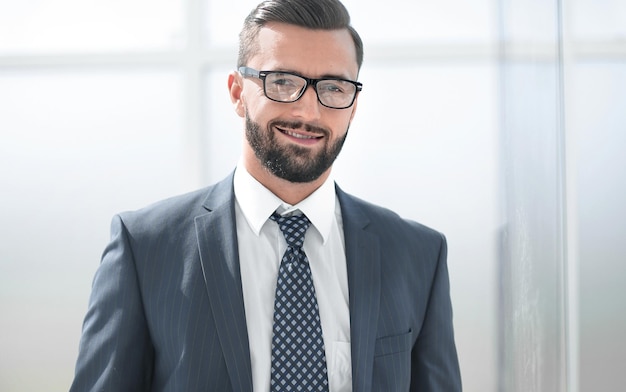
[269,212,329,392]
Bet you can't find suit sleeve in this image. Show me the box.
[410,233,462,391]
[70,215,154,392]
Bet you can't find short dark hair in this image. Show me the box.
[237,0,364,70]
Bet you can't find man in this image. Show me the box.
[70,0,461,391]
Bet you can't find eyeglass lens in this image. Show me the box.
[264,72,357,108]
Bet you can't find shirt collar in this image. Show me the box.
[233,163,337,244]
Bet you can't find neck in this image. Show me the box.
[243,158,331,206]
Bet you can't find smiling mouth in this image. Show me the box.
[276,126,323,140]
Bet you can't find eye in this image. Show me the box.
[269,74,300,88]
[273,78,295,87]
[318,81,349,94]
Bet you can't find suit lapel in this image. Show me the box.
[195,175,253,391]
[337,187,381,392]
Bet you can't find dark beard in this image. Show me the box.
[245,114,348,183]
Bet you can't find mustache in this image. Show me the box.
[270,120,330,137]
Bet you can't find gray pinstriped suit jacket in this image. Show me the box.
[70,173,461,391]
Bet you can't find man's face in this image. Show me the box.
[231,22,360,183]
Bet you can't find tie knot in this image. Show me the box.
[270,212,311,248]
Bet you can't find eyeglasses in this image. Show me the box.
[238,66,362,109]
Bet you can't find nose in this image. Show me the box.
[290,84,322,120]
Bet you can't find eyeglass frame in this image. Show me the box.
[238,66,362,109]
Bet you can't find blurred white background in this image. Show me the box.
[0,0,624,391]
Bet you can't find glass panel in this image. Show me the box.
[0,0,184,54]
[500,0,560,43]
[342,0,493,44]
[0,69,189,391]
[570,0,626,40]
[570,61,626,391]
[206,0,494,46]
[497,0,568,390]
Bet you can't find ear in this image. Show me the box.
[228,71,245,118]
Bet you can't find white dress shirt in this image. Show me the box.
[233,165,352,392]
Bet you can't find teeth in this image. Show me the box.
[283,129,316,139]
